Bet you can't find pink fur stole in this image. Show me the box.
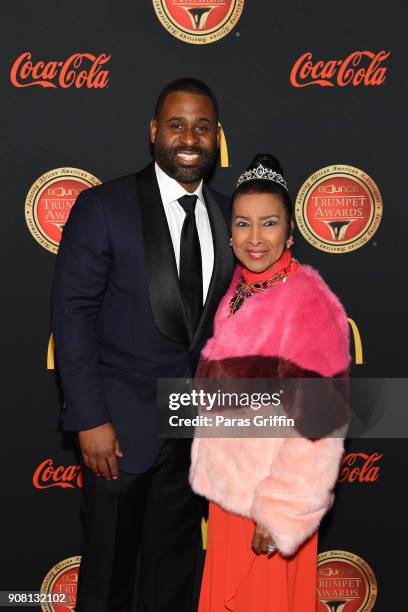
[189,264,351,556]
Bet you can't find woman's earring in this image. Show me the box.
[229,237,232,247]
[286,235,294,249]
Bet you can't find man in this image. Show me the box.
[52,78,234,611]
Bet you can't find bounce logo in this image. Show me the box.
[295,165,383,254]
[25,167,101,254]
[317,550,377,610]
[152,0,244,44]
[40,556,81,611]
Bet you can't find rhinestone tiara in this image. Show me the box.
[235,164,288,191]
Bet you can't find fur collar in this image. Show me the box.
[201,264,350,377]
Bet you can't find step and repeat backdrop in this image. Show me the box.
[1,1,406,610]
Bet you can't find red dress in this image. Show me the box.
[199,502,318,612]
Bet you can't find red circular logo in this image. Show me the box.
[295,165,382,253]
[40,556,81,611]
[153,0,244,44]
[25,168,101,254]
[317,550,377,611]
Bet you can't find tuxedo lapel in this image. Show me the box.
[191,185,235,349]
[135,163,190,344]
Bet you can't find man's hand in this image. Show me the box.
[252,523,277,555]
[78,423,123,480]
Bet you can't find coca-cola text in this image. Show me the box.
[33,459,83,489]
[290,51,390,88]
[338,452,382,483]
[10,52,110,89]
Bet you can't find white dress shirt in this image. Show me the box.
[155,162,214,304]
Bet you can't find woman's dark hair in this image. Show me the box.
[233,154,294,236]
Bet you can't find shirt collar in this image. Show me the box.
[155,161,204,207]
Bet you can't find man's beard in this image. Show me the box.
[154,142,218,183]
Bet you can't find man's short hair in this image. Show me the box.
[154,78,219,120]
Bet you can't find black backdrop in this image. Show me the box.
[1,1,407,609]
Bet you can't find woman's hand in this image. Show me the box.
[252,523,277,555]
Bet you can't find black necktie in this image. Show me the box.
[178,194,203,338]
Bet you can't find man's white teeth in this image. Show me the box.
[177,153,199,160]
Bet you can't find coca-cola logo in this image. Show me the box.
[338,452,382,484]
[290,50,390,88]
[10,52,110,89]
[33,459,83,489]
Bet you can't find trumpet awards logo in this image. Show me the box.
[40,556,81,611]
[295,165,383,253]
[10,52,110,89]
[25,167,101,254]
[152,0,244,44]
[290,50,390,88]
[317,550,377,611]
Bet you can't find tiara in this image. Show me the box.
[235,164,288,191]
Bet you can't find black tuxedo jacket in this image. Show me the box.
[51,162,235,473]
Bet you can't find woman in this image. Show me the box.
[189,154,350,611]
